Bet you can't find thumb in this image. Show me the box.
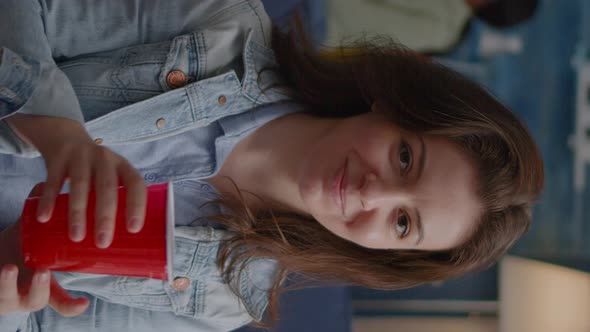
[48,276,89,317]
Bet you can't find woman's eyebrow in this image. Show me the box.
[414,136,426,246]
[416,135,426,180]
[415,210,424,245]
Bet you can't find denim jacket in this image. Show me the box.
[0,1,296,331]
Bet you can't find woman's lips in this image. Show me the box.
[330,159,348,216]
[340,159,348,217]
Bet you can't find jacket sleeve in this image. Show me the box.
[0,312,30,332]
[0,295,246,332]
[0,0,263,157]
[25,290,245,332]
[0,0,83,157]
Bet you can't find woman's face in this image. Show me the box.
[297,108,482,250]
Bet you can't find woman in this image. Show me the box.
[0,0,543,331]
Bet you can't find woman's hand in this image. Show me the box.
[0,228,90,317]
[0,263,52,316]
[6,115,147,248]
[0,185,89,317]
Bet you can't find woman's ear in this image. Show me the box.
[370,100,387,114]
[370,102,378,112]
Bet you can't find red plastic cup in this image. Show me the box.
[20,182,174,281]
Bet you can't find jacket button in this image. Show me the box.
[156,118,166,128]
[94,138,104,145]
[166,70,187,89]
[218,95,227,105]
[172,277,190,291]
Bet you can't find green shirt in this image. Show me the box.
[325,0,472,52]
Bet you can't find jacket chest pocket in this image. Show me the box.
[57,32,204,122]
[52,271,174,310]
[167,259,255,330]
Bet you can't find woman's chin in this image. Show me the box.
[298,173,320,201]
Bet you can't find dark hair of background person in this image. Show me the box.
[475,0,539,28]
[427,0,539,56]
[207,17,544,324]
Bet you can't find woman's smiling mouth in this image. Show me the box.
[340,158,348,217]
[330,158,348,217]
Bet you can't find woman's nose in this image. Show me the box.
[359,172,409,210]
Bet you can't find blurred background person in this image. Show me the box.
[324,0,539,53]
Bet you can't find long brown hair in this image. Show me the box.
[212,25,544,321]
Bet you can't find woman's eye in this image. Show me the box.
[399,142,412,173]
[395,213,411,239]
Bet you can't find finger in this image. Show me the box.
[94,148,118,249]
[0,265,18,314]
[38,160,67,223]
[48,276,89,317]
[67,150,92,242]
[118,161,146,233]
[20,269,50,312]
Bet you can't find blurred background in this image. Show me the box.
[238,0,590,331]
